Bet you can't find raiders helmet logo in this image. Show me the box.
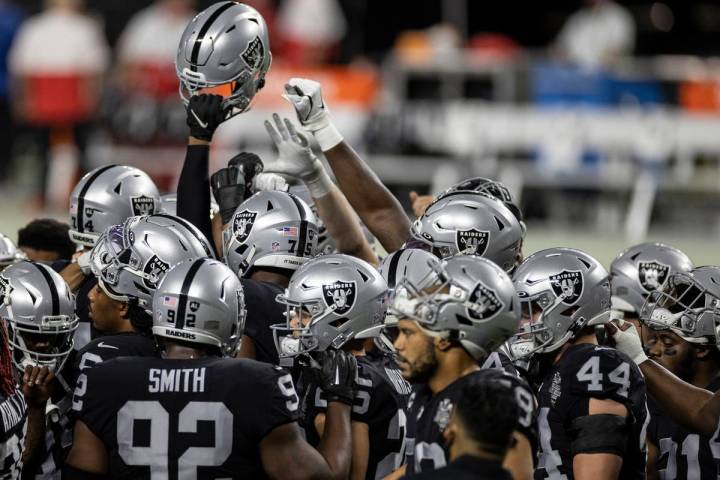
[638,261,670,292]
[455,229,489,255]
[142,255,170,289]
[0,275,12,306]
[130,196,156,216]
[467,282,504,320]
[231,210,258,244]
[242,36,265,69]
[549,270,584,305]
[322,281,357,315]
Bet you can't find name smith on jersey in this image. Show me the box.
[148,367,206,393]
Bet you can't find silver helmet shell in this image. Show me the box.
[610,242,694,316]
[272,254,388,361]
[640,266,720,345]
[378,248,442,293]
[0,233,25,269]
[176,2,272,118]
[223,191,318,277]
[410,192,522,272]
[509,248,610,358]
[0,261,78,372]
[90,214,214,309]
[389,254,520,361]
[152,258,245,356]
[69,165,161,247]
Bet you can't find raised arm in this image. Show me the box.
[283,78,411,253]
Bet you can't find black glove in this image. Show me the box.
[301,350,357,406]
[211,164,245,225]
[187,94,226,141]
[229,152,264,199]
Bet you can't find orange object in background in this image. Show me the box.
[679,81,720,112]
[22,75,98,125]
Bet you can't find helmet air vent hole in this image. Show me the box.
[494,216,505,230]
[225,25,236,33]
[114,183,122,194]
[578,257,592,268]
[248,18,259,25]
[267,201,274,211]
[357,270,369,282]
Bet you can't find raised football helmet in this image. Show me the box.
[0,233,25,269]
[69,165,160,247]
[610,242,694,317]
[176,2,271,118]
[640,266,720,345]
[388,254,520,361]
[508,248,610,358]
[152,258,245,356]
[410,192,523,272]
[272,254,388,362]
[90,214,214,308]
[223,191,318,277]
[0,261,78,372]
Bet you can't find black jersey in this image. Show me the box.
[481,349,520,377]
[240,279,285,365]
[51,260,98,349]
[0,389,26,480]
[534,344,648,480]
[73,356,300,479]
[648,377,720,479]
[405,369,537,475]
[303,355,412,479]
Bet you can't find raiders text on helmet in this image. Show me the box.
[90,214,214,308]
[176,2,272,117]
[153,258,245,356]
[272,254,388,362]
[0,261,78,372]
[69,165,160,247]
[509,247,610,358]
[223,191,318,277]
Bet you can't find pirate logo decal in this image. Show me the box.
[231,210,258,244]
[242,36,265,69]
[0,275,12,306]
[550,270,584,305]
[638,261,670,292]
[322,281,357,315]
[455,229,489,255]
[143,255,170,289]
[468,281,504,320]
[130,195,156,216]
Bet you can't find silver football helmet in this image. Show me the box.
[0,261,78,372]
[378,248,442,292]
[223,191,318,277]
[0,233,25,269]
[640,266,720,345]
[153,258,245,356]
[610,242,694,317]
[388,254,520,361]
[90,214,214,309]
[509,248,611,358]
[69,165,161,247]
[176,2,271,118]
[272,254,388,362]
[410,192,523,272]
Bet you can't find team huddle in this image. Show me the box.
[0,2,719,480]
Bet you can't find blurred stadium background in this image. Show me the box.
[1,0,719,264]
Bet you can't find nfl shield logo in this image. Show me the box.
[130,195,156,216]
[455,229,489,255]
[143,255,170,289]
[322,281,357,315]
[0,275,12,306]
[231,210,258,244]
[241,36,264,69]
[638,261,670,292]
[549,270,584,305]
[467,281,504,320]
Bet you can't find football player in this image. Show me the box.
[0,261,78,478]
[16,219,74,264]
[65,258,357,479]
[273,253,411,479]
[509,247,648,479]
[385,255,536,480]
[0,233,25,271]
[639,267,720,479]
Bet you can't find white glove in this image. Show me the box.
[253,173,289,192]
[74,250,92,276]
[606,320,648,365]
[282,78,343,152]
[264,114,334,198]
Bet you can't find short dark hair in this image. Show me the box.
[17,219,75,260]
[455,378,519,455]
